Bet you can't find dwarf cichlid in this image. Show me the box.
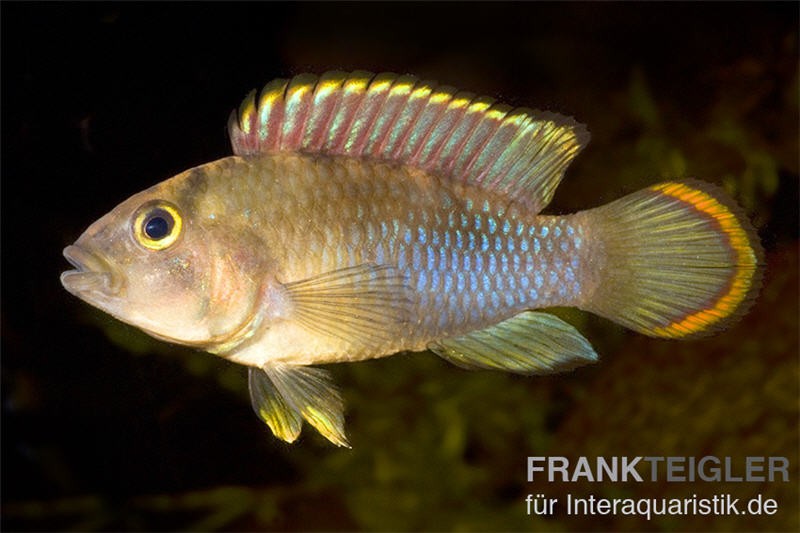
[61,71,763,447]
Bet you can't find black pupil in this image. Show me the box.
[144,213,171,240]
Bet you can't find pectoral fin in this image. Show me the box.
[283,263,410,347]
[248,363,350,447]
[428,311,598,374]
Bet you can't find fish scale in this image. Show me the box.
[205,154,588,357]
[61,71,762,446]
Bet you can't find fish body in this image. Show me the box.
[62,71,762,446]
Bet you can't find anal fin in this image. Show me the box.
[248,364,350,447]
[428,311,598,375]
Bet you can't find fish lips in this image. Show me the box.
[61,245,121,299]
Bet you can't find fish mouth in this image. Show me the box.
[60,245,120,297]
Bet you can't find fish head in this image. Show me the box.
[61,165,265,349]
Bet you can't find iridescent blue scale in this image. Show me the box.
[63,71,763,448]
[335,178,589,340]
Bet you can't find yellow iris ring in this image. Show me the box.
[650,182,758,337]
[133,201,183,251]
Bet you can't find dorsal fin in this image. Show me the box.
[228,71,589,213]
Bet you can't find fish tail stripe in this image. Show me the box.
[228,71,589,213]
[584,179,763,339]
[648,182,761,337]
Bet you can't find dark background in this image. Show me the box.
[2,2,798,531]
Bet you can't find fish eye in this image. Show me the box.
[133,201,183,250]
[145,215,170,239]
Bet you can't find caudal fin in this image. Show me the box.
[583,180,763,339]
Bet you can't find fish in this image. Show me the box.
[61,71,763,447]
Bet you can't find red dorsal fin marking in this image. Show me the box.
[228,71,589,213]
